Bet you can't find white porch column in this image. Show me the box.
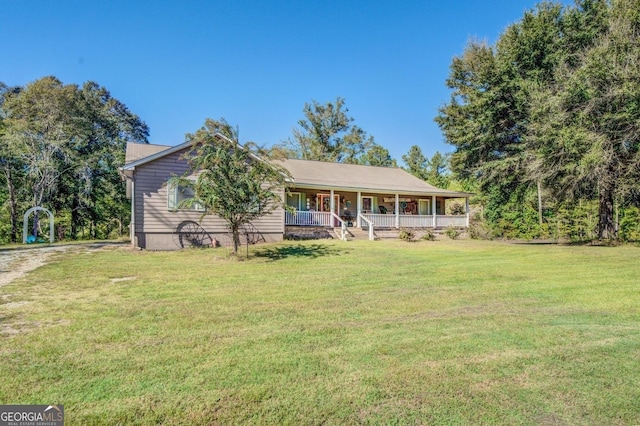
[465,197,470,227]
[357,191,362,228]
[432,195,437,228]
[395,193,400,228]
[330,189,335,225]
[130,179,136,245]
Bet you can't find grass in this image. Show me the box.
[1,239,639,424]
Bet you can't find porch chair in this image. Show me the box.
[341,210,354,227]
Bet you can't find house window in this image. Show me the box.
[287,192,303,210]
[244,195,262,214]
[361,196,376,213]
[419,199,431,215]
[168,181,204,211]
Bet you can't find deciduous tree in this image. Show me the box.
[173,118,290,254]
[435,0,629,240]
[0,83,24,242]
[358,143,397,167]
[278,97,383,164]
[1,76,148,242]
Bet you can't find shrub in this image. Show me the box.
[619,207,640,242]
[398,228,415,241]
[469,220,492,240]
[448,202,466,215]
[445,225,461,240]
[420,229,436,241]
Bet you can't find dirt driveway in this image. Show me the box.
[0,243,127,287]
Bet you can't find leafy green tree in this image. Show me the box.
[173,118,290,254]
[62,81,148,238]
[426,151,451,189]
[401,145,428,181]
[0,82,25,242]
[278,97,381,163]
[435,1,621,240]
[2,76,148,242]
[527,0,640,239]
[3,77,78,236]
[402,146,450,188]
[436,3,566,191]
[358,143,397,167]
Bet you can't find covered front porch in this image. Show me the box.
[284,188,469,240]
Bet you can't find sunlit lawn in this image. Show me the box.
[1,239,639,424]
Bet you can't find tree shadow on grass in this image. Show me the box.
[253,243,348,261]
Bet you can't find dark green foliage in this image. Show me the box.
[0,76,148,244]
[436,0,639,241]
[469,219,493,240]
[358,143,397,167]
[488,185,541,239]
[401,145,452,189]
[619,207,640,242]
[527,0,640,240]
[277,97,396,166]
[402,145,429,181]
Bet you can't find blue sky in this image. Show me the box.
[3,0,572,163]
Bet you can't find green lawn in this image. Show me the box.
[1,239,639,425]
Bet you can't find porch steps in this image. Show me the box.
[345,227,378,241]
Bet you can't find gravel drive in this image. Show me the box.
[0,242,127,287]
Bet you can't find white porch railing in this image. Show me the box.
[436,215,467,227]
[360,213,467,228]
[359,214,375,241]
[398,215,434,228]
[331,212,347,241]
[286,211,468,230]
[362,213,395,228]
[285,211,333,227]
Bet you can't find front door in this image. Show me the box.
[317,194,340,226]
[419,199,431,215]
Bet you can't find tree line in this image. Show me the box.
[0,77,449,246]
[5,0,640,247]
[0,76,148,243]
[435,0,640,241]
[270,96,452,191]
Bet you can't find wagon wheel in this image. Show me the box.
[240,222,266,245]
[173,220,214,249]
[219,223,265,255]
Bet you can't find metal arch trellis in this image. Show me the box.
[23,206,54,244]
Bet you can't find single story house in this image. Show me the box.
[120,137,470,250]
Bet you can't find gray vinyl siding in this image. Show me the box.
[133,148,284,240]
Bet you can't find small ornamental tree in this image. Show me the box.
[171,118,290,254]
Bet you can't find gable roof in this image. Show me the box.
[279,159,469,197]
[121,133,248,172]
[125,142,171,164]
[121,140,468,197]
[121,140,193,171]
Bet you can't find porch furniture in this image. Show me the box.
[340,210,354,226]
